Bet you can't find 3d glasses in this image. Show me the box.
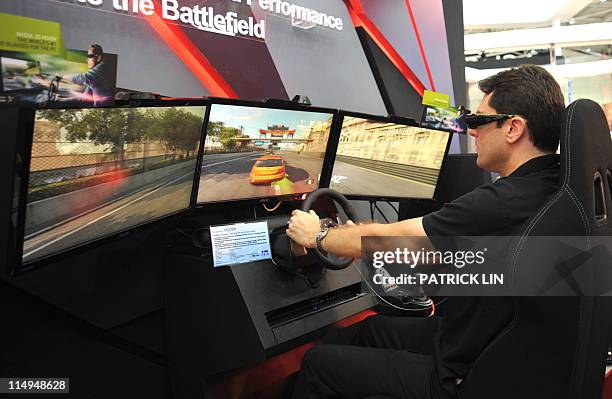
[464,113,521,129]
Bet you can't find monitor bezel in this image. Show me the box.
[192,97,339,208]
[13,99,209,274]
[327,110,453,202]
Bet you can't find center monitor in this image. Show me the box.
[330,112,452,200]
[196,101,336,204]
[19,103,206,265]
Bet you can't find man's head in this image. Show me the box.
[87,44,104,69]
[469,65,565,175]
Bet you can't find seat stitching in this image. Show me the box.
[509,101,578,281]
[567,187,591,246]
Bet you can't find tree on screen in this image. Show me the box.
[149,108,202,157]
[38,108,202,167]
[203,121,240,151]
[38,108,150,168]
[205,120,224,148]
[219,126,241,150]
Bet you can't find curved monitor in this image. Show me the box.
[20,103,206,265]
[196,101,336,204]
[329,112,452,200]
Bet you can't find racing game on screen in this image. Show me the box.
[330,116,451,199]
[22,106,205,263]
[197,104,333,203]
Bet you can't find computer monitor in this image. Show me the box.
[18,103,206,265]
[329,112,452,200]
[1,56,42,92]
[196,100,336,204]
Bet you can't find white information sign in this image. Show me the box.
[209,221,272,267]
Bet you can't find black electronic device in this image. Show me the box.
[14,100,207,271]
[328,111,453,201]
[194,98,339,205]
[1,106,33,275]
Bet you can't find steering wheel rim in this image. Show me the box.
[47,76,59,103]
[300,188,360,270]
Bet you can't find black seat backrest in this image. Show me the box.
[457,99,612,399]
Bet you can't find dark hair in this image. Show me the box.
[478,65,565,152]
[88,44,104,57]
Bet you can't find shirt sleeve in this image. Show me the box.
[422,183,508,251]
[70,67,101,87]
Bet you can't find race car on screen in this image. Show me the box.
[249,155,287,185]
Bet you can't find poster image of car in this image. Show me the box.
[197,104,334,203]
[330,117,451,199]
[422,105,467,134]
[0,48,117,106]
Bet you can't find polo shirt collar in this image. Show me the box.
[508,154,560,178]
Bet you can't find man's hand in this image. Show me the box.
[287,210,320,249]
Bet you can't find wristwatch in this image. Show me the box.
[315,227,330,253]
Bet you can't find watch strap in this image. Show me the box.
[316,228,329,253]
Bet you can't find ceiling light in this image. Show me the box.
[496,55,501,60]
[569,18,575,24]
[527,53,533,58]
[586,48,592,52]
[530,49,538,55]
[463,0,572,26]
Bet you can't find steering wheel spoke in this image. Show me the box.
[299,188,360,270]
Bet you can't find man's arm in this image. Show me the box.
[286,210,432,258]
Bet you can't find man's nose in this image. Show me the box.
[468,128,478,138]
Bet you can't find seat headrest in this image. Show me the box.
[560,99,612,235]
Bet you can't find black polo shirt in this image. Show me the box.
[422,154,560,389]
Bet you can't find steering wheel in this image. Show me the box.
[46,75,60,104]
[300,188,360,270]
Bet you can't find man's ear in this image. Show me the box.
[505,117,527,144]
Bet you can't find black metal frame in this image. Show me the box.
[327,110,453,202]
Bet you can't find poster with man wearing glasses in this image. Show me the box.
[0,13,117,107]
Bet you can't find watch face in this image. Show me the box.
[320,218,337,229]
[316,228,329,253]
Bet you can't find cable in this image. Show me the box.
[262,199,283,212]
[429,297,447,317]
[369,200,375,221]
[385,201,399,217]
[175,227,191,239]
[374,202,390,224]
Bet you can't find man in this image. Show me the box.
[63,44,114,106]
[287,64,565,398]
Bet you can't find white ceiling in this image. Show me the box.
[464,0,589,27]
[463,0,611,33]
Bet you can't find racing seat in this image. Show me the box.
[455,99,612,399]
[360,99,612,399]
